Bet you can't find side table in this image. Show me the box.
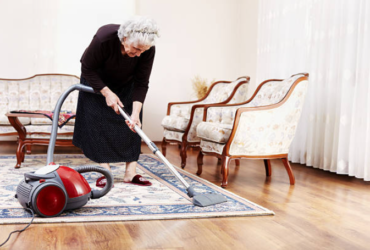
[6,113,75,168]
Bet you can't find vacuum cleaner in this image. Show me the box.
[15,164,113,217]
[15,85,113,218]
[15,83,226,219]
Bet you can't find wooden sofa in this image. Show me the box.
[0,74,80,167]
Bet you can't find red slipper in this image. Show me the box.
[96,176,114,188]
[124,174,152,186]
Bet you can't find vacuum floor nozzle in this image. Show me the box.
[192,193,228,207]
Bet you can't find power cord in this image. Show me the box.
[0,208,35,247]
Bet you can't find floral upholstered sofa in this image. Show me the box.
[0,74,80,141]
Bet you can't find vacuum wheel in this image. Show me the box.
[33,184,67,217]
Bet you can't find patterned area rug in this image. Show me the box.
[0,154,274,224]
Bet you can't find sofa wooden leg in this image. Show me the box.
[180,142,187,169]
[235,159,240,166]
[221,156,231,188]
[26,144,32,154]
[161,138,167,156]
[281,158,295,185]
[196,151,204,176]
[264,159,272,176]
[21,145,26,162]
[15,141,25,168]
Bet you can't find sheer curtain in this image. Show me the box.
[256,0,370,180]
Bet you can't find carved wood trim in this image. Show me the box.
[166,77,250,115]
[0,73,80,81]
[202,78,283,121]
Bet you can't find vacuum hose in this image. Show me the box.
[47,84,95,164]
[74,165,114,199]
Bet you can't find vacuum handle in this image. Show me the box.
[24,172,55,182]
[74,166,114,199]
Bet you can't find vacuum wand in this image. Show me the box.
[118,106,191,190]
[117,106,228,207]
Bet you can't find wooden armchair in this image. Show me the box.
[161,76,250,168]
[196,73,309,187]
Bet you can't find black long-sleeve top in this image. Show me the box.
[80,24,155,103]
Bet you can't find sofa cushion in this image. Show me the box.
[197,122,233,143]
[0,125,18,134]
[25,125,74,139]
[161,115,189,132]
[0,124,74,139]
[0,82,31,125]
[30,117,75,126]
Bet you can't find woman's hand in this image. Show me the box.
[125,101,143,133]
[100,87,123,114]
[125,113,141,133]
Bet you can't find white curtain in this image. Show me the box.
[256,0,370,180]
[0,0,135,78]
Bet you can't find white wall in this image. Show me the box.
[0,0,135,141]
[0,0,259,142]
[137,0,259,140]
[55,0,135,76]
[0,0,135,78]
[240,0,259,96]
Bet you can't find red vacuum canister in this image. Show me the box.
[16,163,113,217]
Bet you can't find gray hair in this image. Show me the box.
[117,16,160,46]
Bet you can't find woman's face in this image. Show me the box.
[122,38,151,57]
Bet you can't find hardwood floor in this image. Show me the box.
[0,141,369,250]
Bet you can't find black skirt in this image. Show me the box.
[73,77,142,163]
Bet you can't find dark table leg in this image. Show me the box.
[8,117,27,168]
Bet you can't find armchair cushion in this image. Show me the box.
[162,106,204,142]
[200,140,225,155]
[169,103,192,119]
[161,115,189,132]
[205,78,247,103]
[163,129,184,142]
[196,122,232,143]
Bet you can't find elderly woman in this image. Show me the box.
[73,16,159,187]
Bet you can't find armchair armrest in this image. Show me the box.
[182,103,226,142]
